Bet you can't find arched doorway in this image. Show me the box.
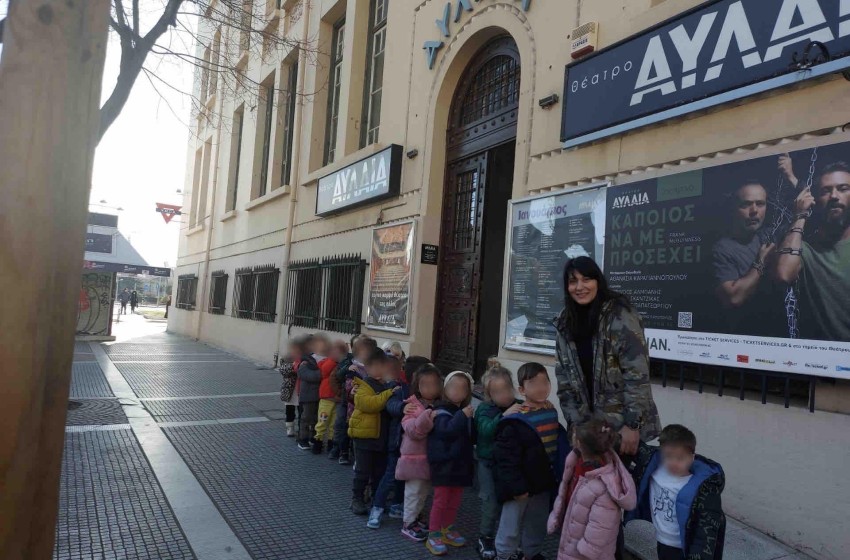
[433,36,520,377]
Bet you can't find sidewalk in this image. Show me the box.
[59,331,814,560]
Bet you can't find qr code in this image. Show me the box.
[678,312,693,329]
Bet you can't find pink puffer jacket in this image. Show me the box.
[547,450,637,560]
[395,396,434,481]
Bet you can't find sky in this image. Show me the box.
[91,7,197,269]
[1,1,196,268]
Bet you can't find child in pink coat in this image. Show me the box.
[395,364,443,542]
[548,419,637,560]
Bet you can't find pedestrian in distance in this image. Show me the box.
[626,425,726,560]
[493,363,569,560]
[130,290,139,313]
[474,366,523,560]
[367,354,408,529]
[396,363,443,543]
[118,288,130,315]
[312,339,343,454]
[547,419,637,560]
[348,348,400,516]
[296,334,322,450]
[425,370,475,556]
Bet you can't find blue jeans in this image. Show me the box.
[333,401,350,455]
[373,452,404,509]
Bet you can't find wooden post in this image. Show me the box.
[0,1,109,558]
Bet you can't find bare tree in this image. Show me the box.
[102,0,316,143]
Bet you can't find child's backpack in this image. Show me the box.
[279,361,297,402]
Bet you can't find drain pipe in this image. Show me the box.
[274,0,312,360]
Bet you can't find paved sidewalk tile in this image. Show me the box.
[70,362,114,399]
[66,399,128,426]
[165,421,560,560]
[143,395,284,422]
[113,362,281,398]
[54,429,196,560]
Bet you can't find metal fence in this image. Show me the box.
[208,270,228,315]
[176,274,198,310]
[283,254,366,334]
[232,264,280,322]
[650,359,817,412]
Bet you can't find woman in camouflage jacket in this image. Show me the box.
[554,257,661,455]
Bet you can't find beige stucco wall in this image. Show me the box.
[171,2,850,556]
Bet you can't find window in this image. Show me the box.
[208,30,221,99]
[176,275,198,310]
[258,73,275,197]
[200,47,211,100]
[278,59,298,188]
[283,254,366,334]
[232,264,280,322]
[208,271,228,314]
[459,55,520,126]
[324,19,345,165]
[189,148,203,226]
[361,0,387,147]
[227,105,245,211]
[239,0,252,53]
[197,139,213,221]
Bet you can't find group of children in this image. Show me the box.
[280,335,725,560]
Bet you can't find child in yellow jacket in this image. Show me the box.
[348,348,400,515]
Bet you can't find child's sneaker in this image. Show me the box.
[297,440,311,451]
[338,453,351,465]
[350,497,369,515]
[388,503,404,519]
[477,536,496,559]
[400,522,428,542]
[442,526,466,547]
[285,422,295,437]
[426,533,448,556]
[366,507,383,529]
[310,439,323,455]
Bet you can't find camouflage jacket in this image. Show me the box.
[553,300,661,441]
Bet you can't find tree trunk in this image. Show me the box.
[0,1,110,558]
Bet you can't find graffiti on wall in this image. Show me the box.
[77,272,113,335]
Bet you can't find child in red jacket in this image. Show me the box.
[313,339,343,454]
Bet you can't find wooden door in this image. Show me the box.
[434,153,488,374]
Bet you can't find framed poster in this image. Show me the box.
[504,185,610,354]
[504,139,850,379]
[367,221,415,333]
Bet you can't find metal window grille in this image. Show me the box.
[232,264,280,322]
[360,0,388,147]
[284,254,366,334]
[459,55,520,126]
[259,76,275,197]
[453,169,479,250]
[279,59,298,187]
[323,19,345,165]
[176,275,198,310]
[650,359,817,413]
[208,271,228,315]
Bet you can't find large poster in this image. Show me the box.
[367,221,414,333]
[505,188,608,353]
[506,140,850,379]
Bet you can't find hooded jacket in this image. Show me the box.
[492,409,571,504]
[427,402,475,487]
[395,396,434,481]
[474,400,520,461]
[347,376,394,444]
[554,300,661,442]
[626,443,726,560]
[317,357,339,400]
[548,450,637,560]
[297,354,321,403]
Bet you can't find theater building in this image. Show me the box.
[172,1,850,556]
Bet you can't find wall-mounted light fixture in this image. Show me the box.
[538,94,559,109]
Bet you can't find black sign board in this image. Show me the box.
[421,244,439,265]
[83,260,171,277]
[561,0,850,147]
[85,233,114,254]
[316,145,403,216]
[88,212,118,228]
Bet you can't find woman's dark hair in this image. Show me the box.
[574,418,617,459]
[410,364,443,399]
[563,256,629,338]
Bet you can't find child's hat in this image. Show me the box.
[444,370,474,387]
